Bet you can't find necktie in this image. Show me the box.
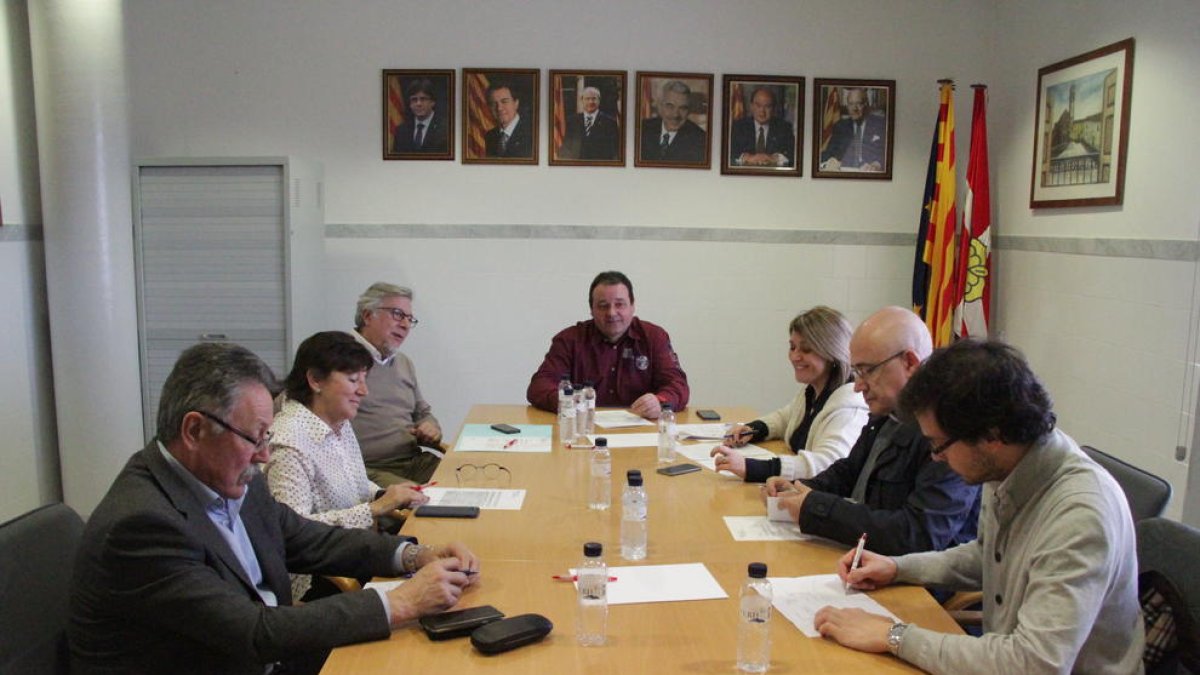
[851,122,864,165]
[499,131,509,155]
[755,126,766,154]
[585,116,594,135]
[414,122,425,149]
[660,132,670,158]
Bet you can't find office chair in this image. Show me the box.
[0,503,86,674]
[1137,517,1200,674]
[1082,445,1172,522]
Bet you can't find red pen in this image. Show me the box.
[503,439,517,449]
[552,575,618,582]
[412,481,438,492]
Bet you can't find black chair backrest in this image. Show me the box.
[1138,517,1200,674]
[1082,445,1171,522]
[0,503,85,675]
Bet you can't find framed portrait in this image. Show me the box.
[1030,38,1134,208]
[812,78,896,180]
[548,70,626,167]
[720,75,805,177]
[462,68,540,165]
[382,69,455,161]
[634,71,714,170]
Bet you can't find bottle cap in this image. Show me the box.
[583,380,594,386]
[626,469,643,486]
[563,386,574,395]
[748,562,768,578]
[661,403,673,411]
[595,437,608,447]
[584,541,603,557]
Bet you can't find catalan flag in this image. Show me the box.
[387,76,406,142]
[953,85,992,338]
[912,80,958,347]
[819,86,841,156]
[552,76,567,155]
[466,72,494,159]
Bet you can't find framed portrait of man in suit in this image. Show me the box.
[462,68,540,165]
[812,78,896,180]
[382,69,455,161]
[721,74,805,177]
[634,71,713,170]
[548,70,626,167]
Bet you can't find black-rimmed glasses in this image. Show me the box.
[197,410,272,451]
[376,307,419,325]
[928,436,958,457]
[850,350,906,381]
[455,463,512,488]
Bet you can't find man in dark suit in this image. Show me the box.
[639,79,707,164]
[729,87,795,167]
[69,343,479,675]
[483,82,532,158]
[559,86,620,160]
[820,87,887,172]
[391,78,449,154]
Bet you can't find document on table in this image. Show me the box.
[769,574,900,638]
[586,433,657,448]
[675,422,729,440]
[723,516,810,541]
[421,487,526,510]
[570,562,728,605]
[593,410,653,428]
[453,424,553,452]
[674,443,776,472]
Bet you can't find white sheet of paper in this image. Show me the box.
[454,436,553,453]
[723,515,810,541]
[570,562,728,605]
[766,496,793,522]
[586,433,658,448]
[593,410,653,428]
[675,423,729,440]
[363,579,405,592]
[769,574,900,638]
[675,443,776,472]
[421,487,526,510]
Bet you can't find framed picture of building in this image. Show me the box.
[549,70,626,166]
[382,69,455,161]
[812,78,895,179]
[634,71,713,169]
[462,68,540,165]
[720,74,804,177]
[1030,38,1134,208]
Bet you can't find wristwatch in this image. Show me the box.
[887,622,909,655]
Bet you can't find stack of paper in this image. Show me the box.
[770,574,900,637]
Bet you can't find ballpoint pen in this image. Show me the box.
[503,439,517,449]
[552,574,618,582]
[846,532,868,593]
[412,481,438,492]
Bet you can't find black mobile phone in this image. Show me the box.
[414,505,481,518]
[656,463,702,477]
[696,409,721,421]
[419,605,505,640]
[490,423,521,434]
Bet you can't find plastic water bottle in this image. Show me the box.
[559,385,575,445]
[589,438,611,511]
[576,542,607,646]
[582,381,596,435]
[574,384,589,443]
[657,403,677,464]
[621,469,647,560]
[737,562,772,673]
[558,372,572,397]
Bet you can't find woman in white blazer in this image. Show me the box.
[712,306,868,482]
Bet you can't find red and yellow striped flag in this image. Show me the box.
[730,83,745,121]
[819,86,841,155]
[915,80,958,347]
[552,77,567,154]
[387,77,406,142]
[466,72,494,159]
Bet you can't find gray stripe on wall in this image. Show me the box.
[327,223,1199,262]
[0,224,43,242]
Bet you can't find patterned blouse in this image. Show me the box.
[265,397,380,600]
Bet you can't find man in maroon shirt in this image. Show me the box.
[526,271,689,420]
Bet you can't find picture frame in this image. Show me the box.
[462,68,540,165]
[634,71,714,170]
[720,74,805,177]
[812,78,896,180]
[548,70,626,167]
[1029,38,1134,208]
[382,69,455,161]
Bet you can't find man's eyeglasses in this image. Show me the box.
[850,350,906,381]
[376,307,419,325]
[928,436,958,457]
[455,463,512,487]
[197,411,272,451]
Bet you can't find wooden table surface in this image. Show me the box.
[322,405,960,673]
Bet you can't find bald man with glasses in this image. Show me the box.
[764,306,980,555]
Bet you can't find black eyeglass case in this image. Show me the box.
[470,613,553,654]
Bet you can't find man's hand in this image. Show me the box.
[836,549,897,591]
[385,558,470,625]
[711,446,746,478]
[369,484,429,516]
[630,393,663,420]
[762,476,798,498]
[408,420,443,446]
[777,483,811,520]
[415,542,480,582]
[813,607,894,653]
[723,423,754,448]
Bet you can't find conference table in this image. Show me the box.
[322,405,963,673]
